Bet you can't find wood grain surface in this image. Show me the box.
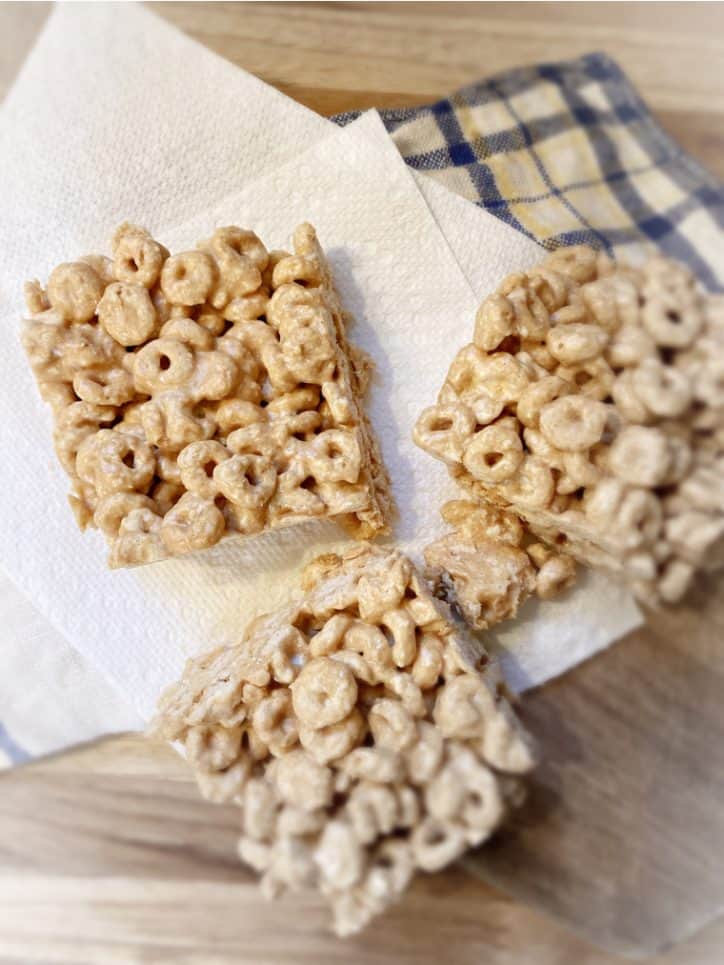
[1,3,724,964]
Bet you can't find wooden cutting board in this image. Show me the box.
[1,3,723,962]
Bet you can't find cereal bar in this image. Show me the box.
[151,545,535,936]
[413,247,724,605]
[424,500,576,630]
[22,223,391,566]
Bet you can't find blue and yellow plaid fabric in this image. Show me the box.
[336,52,724,292]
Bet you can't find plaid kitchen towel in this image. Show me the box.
[336,51,724,292]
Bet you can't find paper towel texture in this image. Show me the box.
[0,3,640,754]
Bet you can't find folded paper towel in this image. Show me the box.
[0,4,641,761]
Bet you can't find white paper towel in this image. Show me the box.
[0,3,641,759]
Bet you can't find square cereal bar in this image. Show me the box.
[151,544,535,936]
[413,246,724,605]
[22,223,391,566]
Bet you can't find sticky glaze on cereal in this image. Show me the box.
[414,247,724,606]
[22,223,392,566]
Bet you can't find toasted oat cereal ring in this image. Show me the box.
[611,369,651,423]
[215,399,267,435]
[23,279,49,314]
[267,385,321,418]
[516,375,571,429]
[452,752,504,834]
[194,350,240,402]
[606,324,656,369]
[46,261,104,324]
[473,294,516,351]
[160,316,215,350]
[313,820,365,891]
[379,607,417,668]
[195,306,227,336]
[178,440,230,498]
[298,708,366,764]
[343,621,395,676]
[413,403,476,465]
[152,479,184,515]
[536,554,577,599]
[291,656,358,730]
[76,428,155,497]
[404,719,443,786]
[272,254,323,289]
[272,748,333,811]
[280,310,336,384]
[94,491,157,538]
[424,762,466,823]
[73,367,136,407]
[528,266,573,313]
[344,781,400,844]
[542,245,598,284]
[433,675,494,739]
[368,698,416,752]
[225,417,280,458]
[266,282,323,329]
[506,285,550,341]
[308,613,352,657]
[539,396,608,452]
[160,491,226,554]
[306,429,361,484]
[695,357,724,409]
[207,226,268,269]
[214,453,276,508]
[641,289,702,348]
[658,558,695,604]
[555,356,615,401]
[498,455,556,510]
[133,337,195,392]
[469,390,505,427]
[410,817,467,872]
[203,228,267,304]
[546,322,608,366]
[631,359,691,418]
[411,633,444,690]
[451,347,529,405]
[607,425,672,487]
[137,396,209,454]
[97,282,159,346]
[252,690,298,756]
[80,254,115,287]
[185,723,243,772]
[112,223,166,288]
[161,250,218,306]
[462,423,524,483]
[330,650,380,685]
[616,488,663,550]
[222,291,269,323]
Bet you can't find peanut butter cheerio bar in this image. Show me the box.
[22,223,391,567]
[414,247,724,605]
[424,500,576,630]
[151,545,535,936]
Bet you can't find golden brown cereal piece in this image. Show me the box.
[424,534,536,629]
[97,282,159,346]
[112,223,166,288]
[413,247,724,605]
[21,223,391,567]
[47,262,105,324]
[150,546,534,937]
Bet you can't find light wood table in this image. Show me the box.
[1,4,724,964]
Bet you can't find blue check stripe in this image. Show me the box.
[333,51,724,291]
